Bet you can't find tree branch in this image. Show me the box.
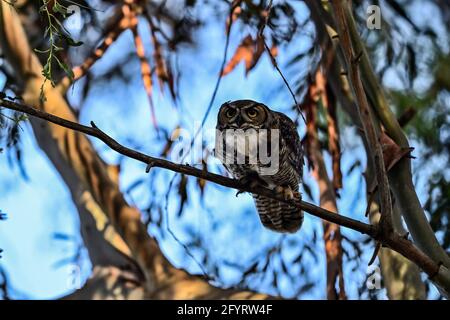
[330,0,394,237]
[1,96,450,296]
[303,0,450,295]
[304,0,429,299]
[334,0,450,271]
[0,97,374,237]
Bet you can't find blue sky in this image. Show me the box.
[0,1,448,299]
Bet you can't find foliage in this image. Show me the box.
[0,95,28,178]
[34,0,83,101]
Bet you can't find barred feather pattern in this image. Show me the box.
[226,139,303,233]
[216,100,304,233]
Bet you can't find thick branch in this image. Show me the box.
[369,201,426,299]
[337,1,450,270]
[305,0,450,295]
[304,0,432,299]
[0,97,416,243]
[330,0,394,236]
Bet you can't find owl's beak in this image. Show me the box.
[235,114,243,127]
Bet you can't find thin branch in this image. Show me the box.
[258,0,306,124]
[2,97,450,296]
[193,3,236,143]
[262,40,306,124]
[0,96,374,236]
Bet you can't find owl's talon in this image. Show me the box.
[235,190,245,197]
[284,187,294,201]
[276,185,295,201]
[238,174,265,190]
[275,185,284,194]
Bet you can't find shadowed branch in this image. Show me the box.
[1,96,449,296]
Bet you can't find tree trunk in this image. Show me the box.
[0,2,272,299]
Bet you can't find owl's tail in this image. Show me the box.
[253,194,304,233]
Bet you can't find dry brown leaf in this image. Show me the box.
[222,35,254,76]
[270,45,278,58]
[368,132,414,193]
[222,34,269,76]
[131,24,156,127]
[380,132,414,171]
[248,35,265,74]
[149,21,169,92]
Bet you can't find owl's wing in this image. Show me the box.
[276,112,304,176]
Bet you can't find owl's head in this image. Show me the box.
[216,100,273,130]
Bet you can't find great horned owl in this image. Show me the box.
[215,99,304,233]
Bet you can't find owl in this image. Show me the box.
[215,99,304,233]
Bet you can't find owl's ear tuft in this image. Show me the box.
[221,100,232,108]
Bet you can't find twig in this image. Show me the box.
[191,3,236,148]
[163,2,238,226]
[163,173,211,279]
[257,0,273,36]
[368,242,381,266]
[263,41,306,124]
[258,0,306,124]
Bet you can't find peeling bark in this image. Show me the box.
[305,70,346,300]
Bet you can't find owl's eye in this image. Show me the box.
[225,108,236,118]
[246,108,258,118]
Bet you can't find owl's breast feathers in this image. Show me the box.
[215,101,304,233]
